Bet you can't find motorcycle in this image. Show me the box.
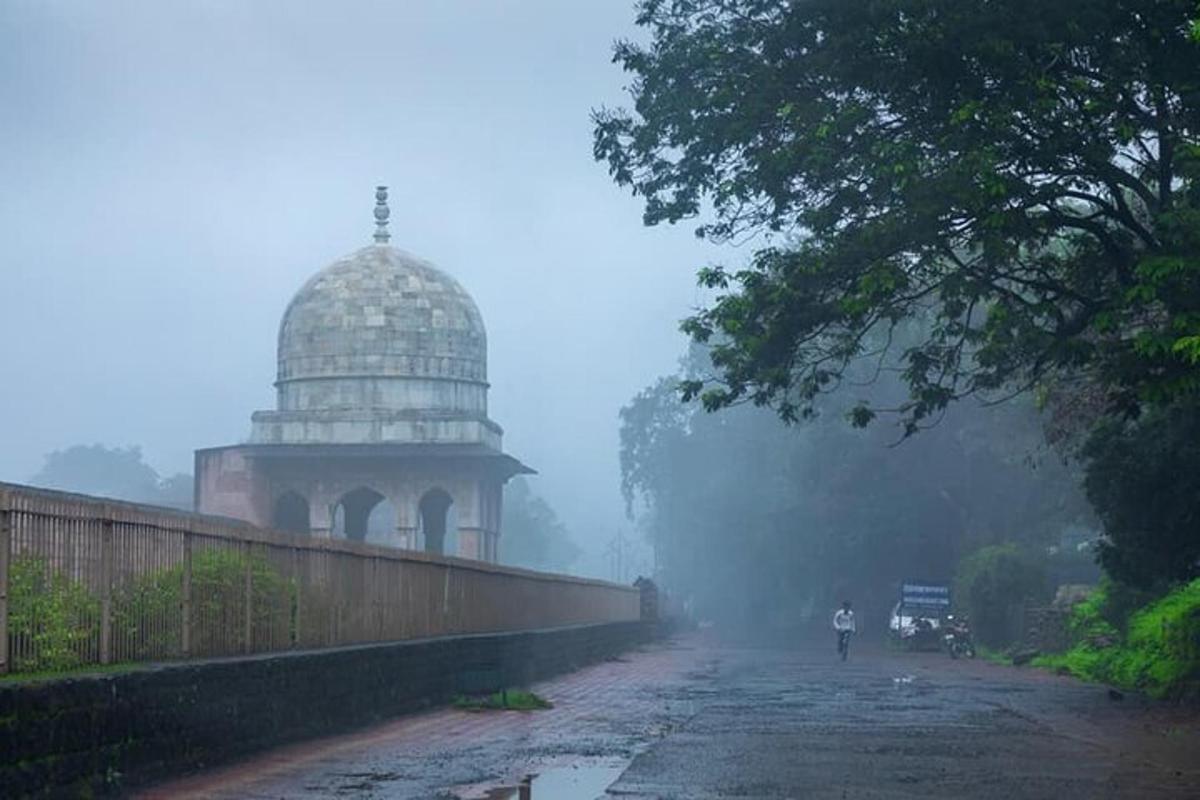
[942,615,976,659]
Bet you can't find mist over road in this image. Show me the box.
[614,636,1200,799]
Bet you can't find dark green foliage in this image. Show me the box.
[1081,397,1200,589]
[595,0,1200,429]
[954,544,1050,648]
[499,478,581,573]
[1036,578,1200,698]
[7,557,100,672]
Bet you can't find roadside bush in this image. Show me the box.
[1036,578,1200,699]
[7,556,100,672]
[954,544,1049,648]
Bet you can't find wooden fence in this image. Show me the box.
[0,482,640,675]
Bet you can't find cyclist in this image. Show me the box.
[833,600,856,660]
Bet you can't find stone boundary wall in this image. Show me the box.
[0,620,663,798]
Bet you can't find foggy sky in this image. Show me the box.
[0,1,726,577]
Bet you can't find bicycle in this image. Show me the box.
[837,629,853,661]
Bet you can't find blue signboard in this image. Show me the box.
[900,581,951,613]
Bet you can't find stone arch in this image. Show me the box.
[272,491,310,534]
[418,488,454,555]
[365,497,399,546]
[333,486,385,542]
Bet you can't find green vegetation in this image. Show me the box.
[0,661,142,685]
[598,0,1200,594]
[597,0,1200,431]
[954,544,1050,648]
[452,690,554,712]
[7,556,100,672]
[1034,579,1200,699]
[113,547,294,659]
[6,549,294,674]
[1081,398,1200,589]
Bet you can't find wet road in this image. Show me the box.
[139,632,1200,799]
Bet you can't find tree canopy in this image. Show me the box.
[595,0,1200,431]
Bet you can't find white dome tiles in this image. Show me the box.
[277,245,487,387]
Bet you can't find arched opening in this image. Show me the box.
[332,487,385,542]
[365,498,399,546]
[272,491,310,534]
[418,488,454,555]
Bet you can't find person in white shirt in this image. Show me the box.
[833,601,856,660]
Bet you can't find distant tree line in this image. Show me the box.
[29,444,192,510]
[619,344,1093,631]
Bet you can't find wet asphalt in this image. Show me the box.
[609,638,1200,799]
[139,632,1200,799]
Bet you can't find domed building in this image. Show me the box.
[195,187,531,561]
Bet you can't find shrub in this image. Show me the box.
[954,544,1050,648]
[7,556,100,672]
[1036,578,1200,699]
[113,548,294,658]
[6,548,296,674]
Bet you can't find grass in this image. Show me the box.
[1033,578,1200,699]
[0,661,147,685]
[976,646,1012,666]
[452,689,554,711]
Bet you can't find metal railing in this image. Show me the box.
[0,482,639,675]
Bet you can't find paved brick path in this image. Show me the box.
[136,636,711,799]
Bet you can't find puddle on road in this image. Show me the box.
[465,758,627,800]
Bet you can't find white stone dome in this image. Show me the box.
[275,244,488,417]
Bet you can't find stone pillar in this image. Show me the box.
[309,498,333,539]
[457,528,484,561]
[454,528,499,563]
[393,490,418,550]
[395,526,419,550]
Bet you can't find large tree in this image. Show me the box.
[595,0,1200,431]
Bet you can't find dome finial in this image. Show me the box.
[373,185,390,244]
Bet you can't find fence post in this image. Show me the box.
[291,545,301,648]
[99,519,114,664]
[243,541,253,654]
[372,556,381,641]
[0,502,11,675]
[181,532,193,657]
